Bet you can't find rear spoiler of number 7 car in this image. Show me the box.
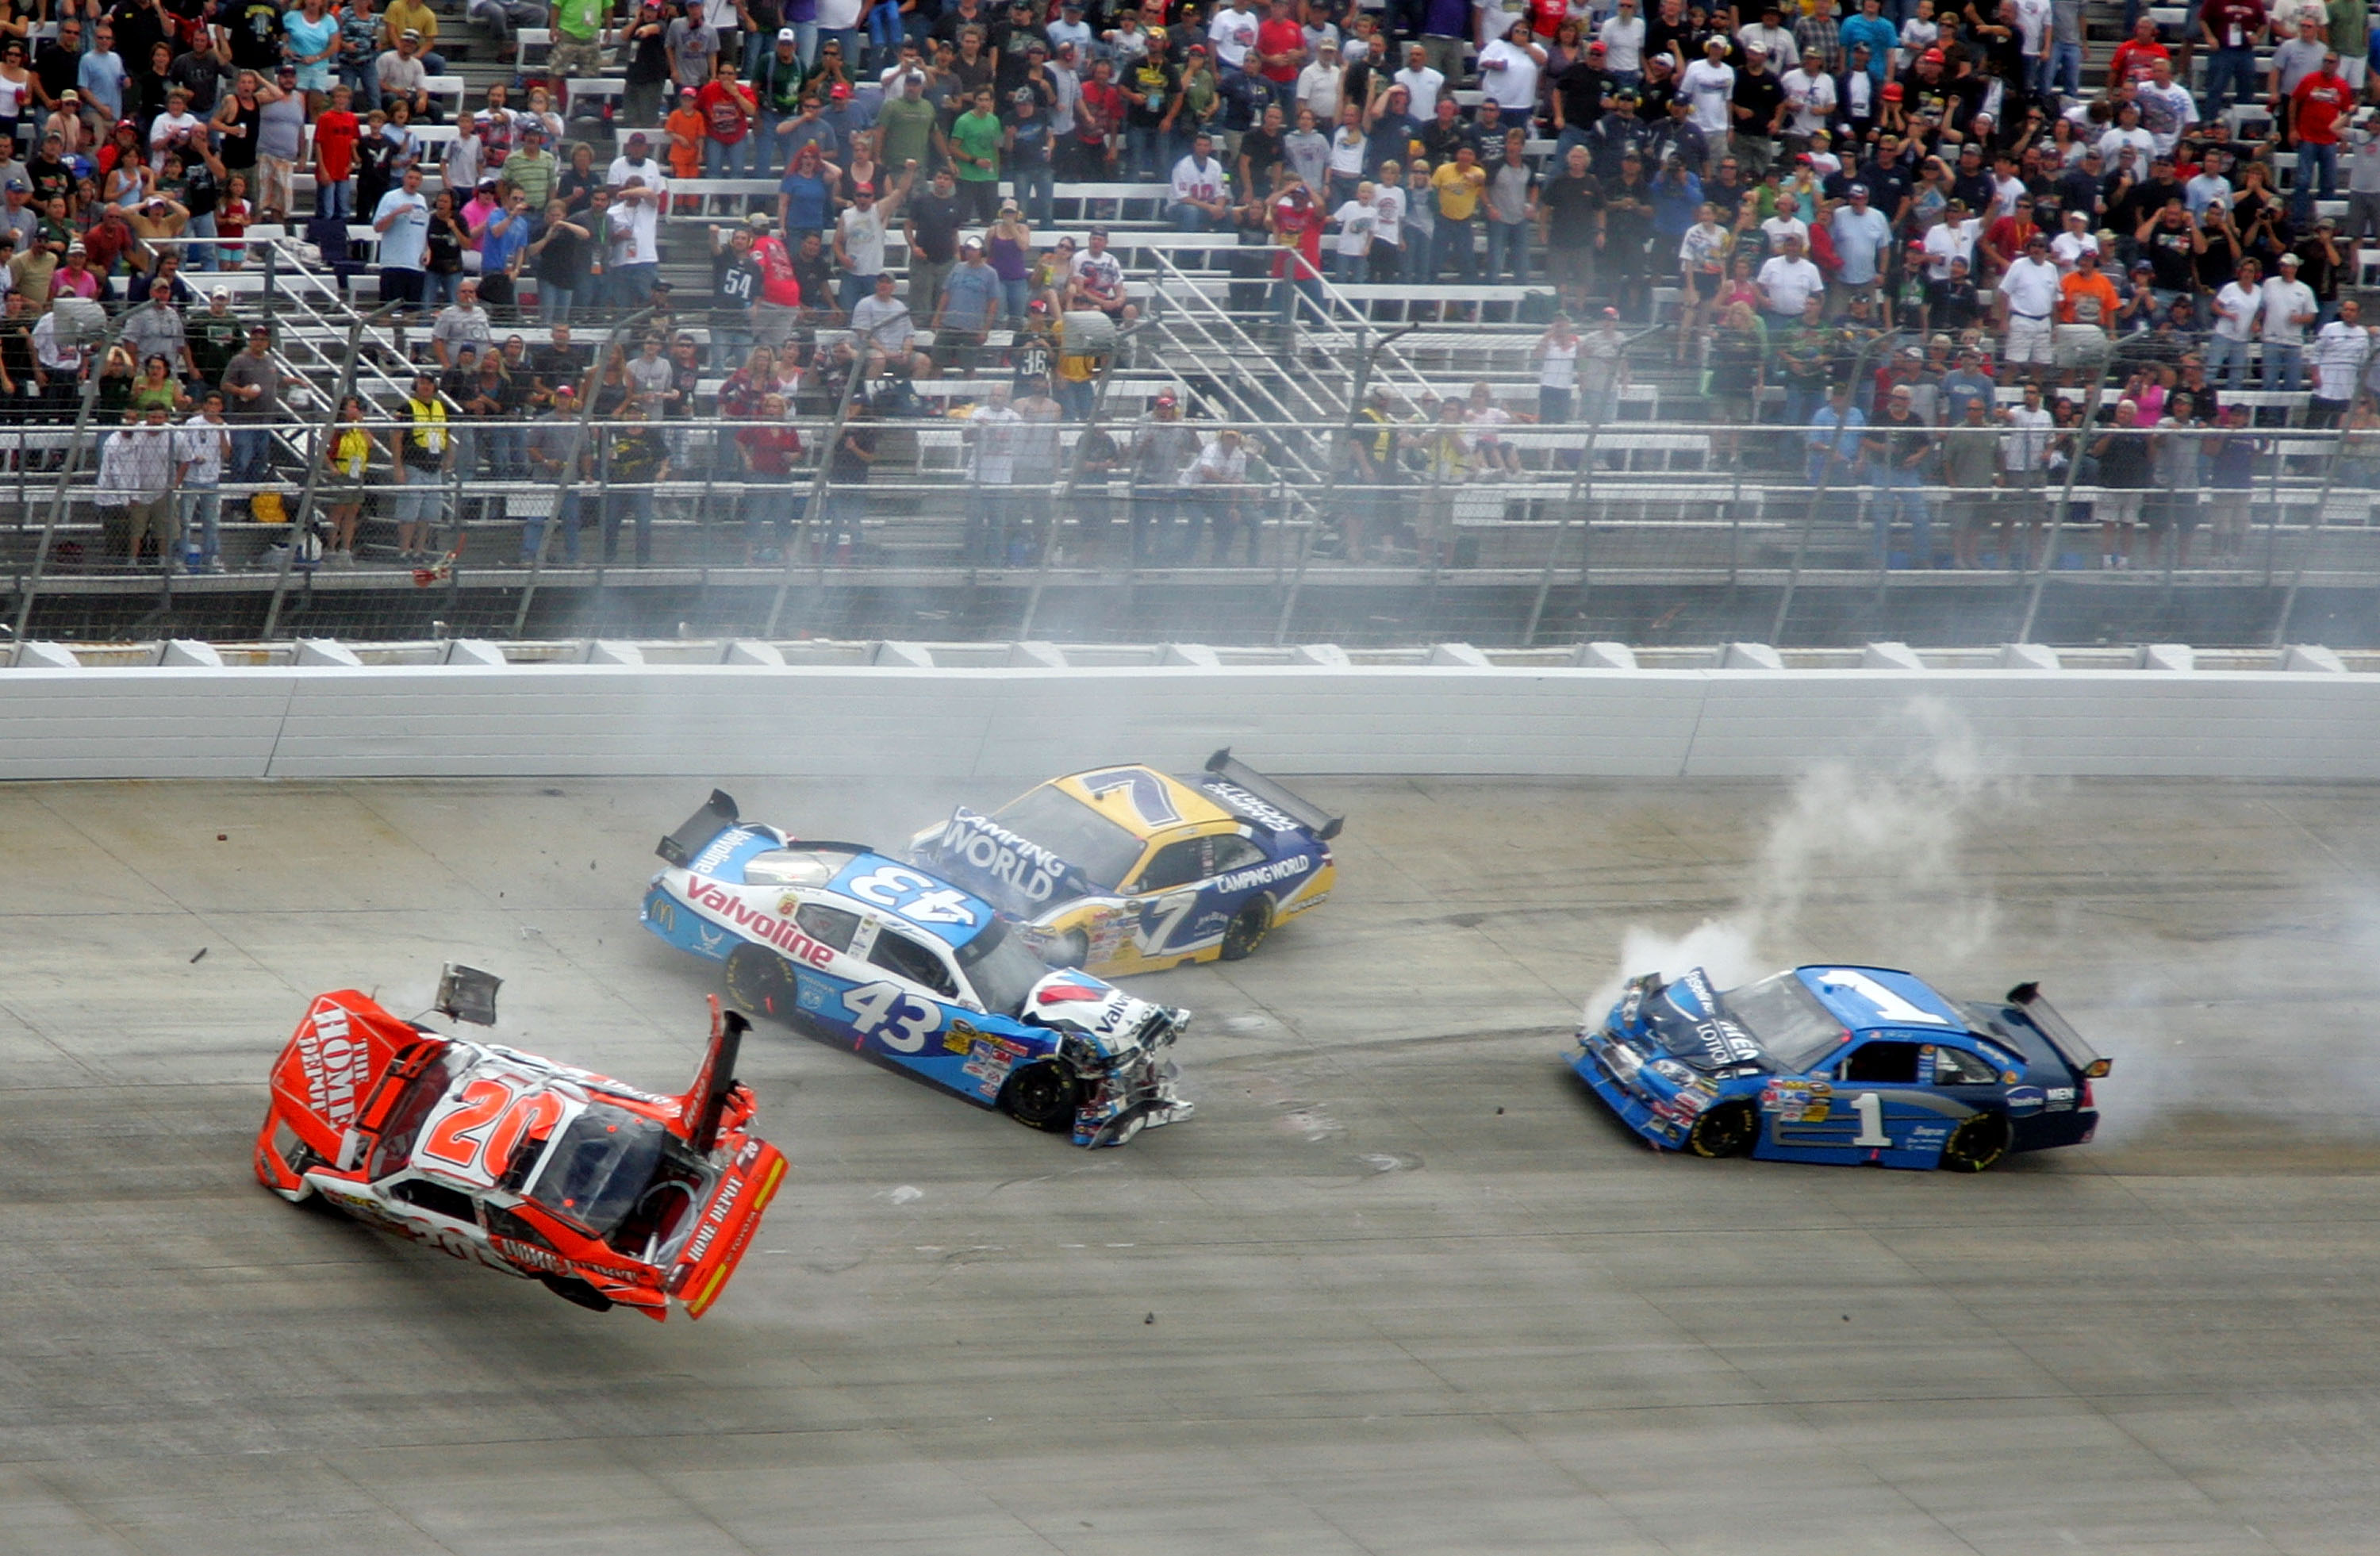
[2006,982,2113,1079]
[1204,748,1343,842]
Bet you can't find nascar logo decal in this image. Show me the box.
[296,999,375,1128]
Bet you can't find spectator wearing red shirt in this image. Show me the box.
[2198,0,2266,117]
[313,83,361,221]
[735,394,803,563]
[697,60,759,179]
[1269,179,1324,338]
[2106,17,2170,86]
[2286,52,2351,225]
[1254,0,1307,109]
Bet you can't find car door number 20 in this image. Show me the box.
[843,980,940,1053]
[416,1078,566,1181]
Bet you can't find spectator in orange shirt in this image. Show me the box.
[2055,246,2120,381]
[665,86,705,213]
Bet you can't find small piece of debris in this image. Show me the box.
[215,834,227,842]
[1495,1106,1504,1115]
[1144,1312,1154,1325]
[189,947,208,964]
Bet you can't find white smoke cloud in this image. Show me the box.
[1583,697,2018,1026]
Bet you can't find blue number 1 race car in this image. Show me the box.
[1574,965,2110,1172]
[640,792,1195,1148]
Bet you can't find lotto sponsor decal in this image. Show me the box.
[1215,852,1311,894]
[296,998,376,1128]
[682,880,837,966]
[934,809,1074,904]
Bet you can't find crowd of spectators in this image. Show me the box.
[10,0,2380,574]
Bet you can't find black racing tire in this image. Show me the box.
[1684,1101,1758,1158]
[1219,899,1273,962]
[724,943,799,1024]
[1939,1112,2012,1173]
[539,1274,616,1313]
[998,1063,1082,1132]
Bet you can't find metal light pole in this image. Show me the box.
[1768,326,1899,646]
[1274,324,1418,645]
[263,301,406,640]
[1021,318,1147,640]
[515,306,658,639]
[12,301,129,644]
[763,344,871,640]
[2015,341,2118,645]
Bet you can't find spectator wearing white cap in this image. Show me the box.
[2259,252,2318,393]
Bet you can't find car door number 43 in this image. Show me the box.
[843,979,940,1053]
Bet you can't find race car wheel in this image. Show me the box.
[1684,1101,1758,1158]
[725,944,799,1024]
[999,1064,1081,1132]
[1939,1112,2012,1174]
[1219,900,1273,961]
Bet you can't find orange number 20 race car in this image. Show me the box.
[254,966,787,1321]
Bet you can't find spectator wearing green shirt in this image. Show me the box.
[876,67,937,175]
[547,0,610,83]
[941,86,1002,221]
[752,26,807,168]
[504,122,558,209]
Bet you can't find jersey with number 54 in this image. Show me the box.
[641,791,1195,1148]
[1573,964,2112,1173]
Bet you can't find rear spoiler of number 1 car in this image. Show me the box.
[1203,748,1344,842]
[2006,982,2113,1079]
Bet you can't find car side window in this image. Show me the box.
[869,925,957,999]
[1839,1040,1922,1084]
[1933,1046,1999,1085]
[1211,834,1267,873]
[1134,838,1210,892]
[796,902,862,952]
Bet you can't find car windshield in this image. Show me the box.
[368,1047,466,1181]
[523,1103,668,1239]
[1722,971,1848,1072]
[991,785,1145,892]
[957,916,1054,1017]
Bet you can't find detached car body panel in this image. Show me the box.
[641,793,1193,1147]
[255,982,785,1320]
[1573,966,2109,1172]
[906,750,1342,975]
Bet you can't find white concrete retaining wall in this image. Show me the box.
[5,657,2378,781]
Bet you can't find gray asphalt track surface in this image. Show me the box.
[5,773,2379,1554]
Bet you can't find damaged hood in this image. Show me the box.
[1637,968,1772,1076]
[266,991,424,1156]
[1021,970,1186,1062]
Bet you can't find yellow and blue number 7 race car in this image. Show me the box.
[907,751,1342,977]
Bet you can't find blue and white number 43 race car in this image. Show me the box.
[1575,966,2111,1172]
[640,792,1195,1148]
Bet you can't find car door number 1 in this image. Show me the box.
[843,979,940,1053]
[1848,1091,1891,1147]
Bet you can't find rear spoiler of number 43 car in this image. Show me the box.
[1204,749,1343,842]
[654,789,869,870]
[2006,982,2113,1080]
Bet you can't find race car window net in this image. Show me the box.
[794,902,862,953]
[992,786,1145,892]
[524,1104,670,1240]
[1933,1046,2001,1086]
[745,847,859,888]
[1724,973,1850,1073]
[868,928,958,1000]
[368,1049,468,1181]
[957,916,1053,1018]
[1134,839,1211,893]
